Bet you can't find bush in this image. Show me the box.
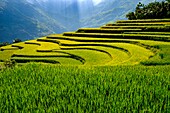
[126,12,136,20]
[4,59,16,68]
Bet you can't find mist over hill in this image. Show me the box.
[0,0,162,42]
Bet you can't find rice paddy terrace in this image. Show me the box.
[1,19,170,66]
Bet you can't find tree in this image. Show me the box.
[126,1,170,20]
[165,0,170,3]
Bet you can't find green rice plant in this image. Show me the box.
[0,64,169,112]
[116,19,170,23]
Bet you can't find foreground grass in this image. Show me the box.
[0,63,170,112]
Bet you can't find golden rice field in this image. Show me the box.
[0,19,170,66]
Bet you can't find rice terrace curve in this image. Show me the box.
[0,19,170,66]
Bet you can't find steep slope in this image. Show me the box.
[0,0,66,42]
[82,0,163,27]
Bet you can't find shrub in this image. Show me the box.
[126,12,136,20]
[4,59,16,68]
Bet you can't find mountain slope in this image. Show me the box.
[0,0,164,42]
[0,0,67,42]
[82,0,163,27]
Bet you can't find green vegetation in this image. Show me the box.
[126,1,170,20]
[141,44,170,65]
[0,1,170,112]
[0,63,169,112]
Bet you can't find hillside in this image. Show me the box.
[0,0,163,42]
[0,19,170,66]
[80,0,163,27]
[0,0,67,42]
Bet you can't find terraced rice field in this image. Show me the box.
[0,19,170,112]
[0,19,170,66]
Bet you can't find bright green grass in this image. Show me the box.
[0,63,169,112]
[141,45,170,65]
